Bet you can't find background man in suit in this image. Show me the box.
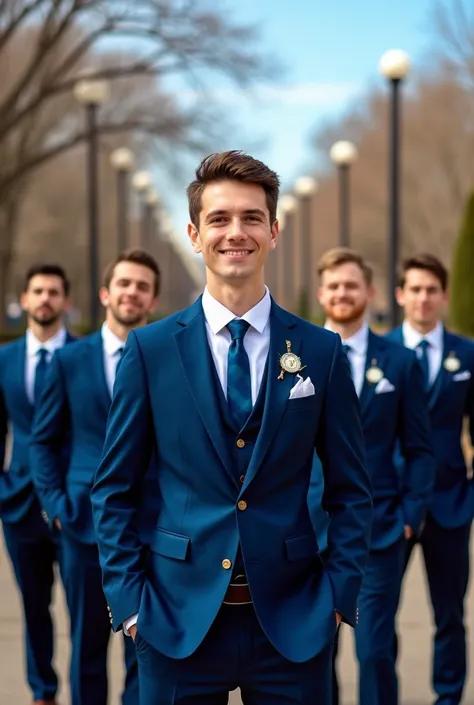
[0,264,75,705]
[91,150,373,705]
[30,249,160,705]
[316,248,434,705]
[388,253,474,705]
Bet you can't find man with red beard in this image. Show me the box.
[30,249,160,705]
[315,248,434,705]
[0,263,76,705]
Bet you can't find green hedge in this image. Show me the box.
[450,191,474,337]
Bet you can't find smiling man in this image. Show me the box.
[91,151,373,705]
[30,249,160,705]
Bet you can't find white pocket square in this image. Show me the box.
[453,370,471,382]
[289,374,315,399]
[374,378,395,394]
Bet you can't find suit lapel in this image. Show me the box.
[242,304,298,490]
[173,299,235,484]
[14,337,34,416]
[89,332,112,414]
[359,331,387,417]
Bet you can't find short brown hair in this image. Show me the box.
[186,150,280,227]
[103,248,161,296]
[24,263,70,296]
[399,253,448,291]
[317,247,373,286]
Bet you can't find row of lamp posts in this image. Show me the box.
[73,73,163,329]
[282,49,410,327]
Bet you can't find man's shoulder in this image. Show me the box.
[0,335,25,357]
[273,305,339,349]
[132,308,193,348]
[446,329,474,353]
[370,329,416,366]
[55,331,99,364]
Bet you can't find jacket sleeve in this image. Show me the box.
[91,330,154,631]
[315,336,373,627]
[30,351,70,524]
[398,354,435,533]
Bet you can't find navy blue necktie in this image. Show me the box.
[226,319,252,430]
[342,343,354,380]
[34,348,49,404]
[417,339,430,390]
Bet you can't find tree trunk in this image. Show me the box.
[0,197,20,329]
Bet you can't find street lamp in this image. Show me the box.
[73,72,109,329]
[110,147,134,254]
[330,140,358,247]
[132,171,153,248]
[279,194,298,311]
[379,49,411,329]
[294,176,318,319]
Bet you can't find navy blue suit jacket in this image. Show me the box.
[310,330,434,552]
[91,298,373,663]
[0,332,76,523]
[387,326,474,528]
[30,330,159,545]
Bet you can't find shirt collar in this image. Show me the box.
[101,322,126,357]
[402,320,444,351]
[26,326,67,357]
[324,321,369,356]
[202,286,271,335]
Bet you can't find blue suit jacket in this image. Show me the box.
[310,330,434,552]
[91,298,373,663]
[0,332,76,522]
[387,326,474,528]
[30,330,159,545]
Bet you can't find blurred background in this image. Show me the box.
[0,0,473,336]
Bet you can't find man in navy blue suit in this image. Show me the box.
[30,249,160,705]
[388,253,474,705]
[91,151,373,705]
[315,248,434,705]
[0,263,75,705]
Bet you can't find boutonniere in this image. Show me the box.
[443,351,461,373]
[278,340,306,380]
[365,359,384,385]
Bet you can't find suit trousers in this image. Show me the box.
[395,515,471,705]
[135,603,335,705]
[60,531,138,705]
[1,500,62,702]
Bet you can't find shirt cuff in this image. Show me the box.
[123,613,138,636]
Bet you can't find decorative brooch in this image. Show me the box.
[278,340,306,380]
[443,351,461,372]
[365,359,384,384]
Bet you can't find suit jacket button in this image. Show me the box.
[222,559,232,570]
[237,500,247,511]
[239,475,245,484]
[236,439,245,448]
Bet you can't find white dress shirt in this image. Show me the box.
[402,320,443,386]
[101,323,126,397]
[123,287,272,636]
[324,322,369,397]
[25,327,67,404]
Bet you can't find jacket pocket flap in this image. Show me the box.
[285,533,318,561]
[150,528,190,560]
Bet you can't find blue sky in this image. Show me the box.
[153,0,437,267]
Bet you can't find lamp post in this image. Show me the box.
[132,171,153,248]
[279,194,298,311]
[73,72,109,330]
[110,148,134,254]
[379,49,411,329]
[144,189,160,250]
[329,140,358,248]
[294,176,318,320]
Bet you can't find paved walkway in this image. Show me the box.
[1,539,473,704]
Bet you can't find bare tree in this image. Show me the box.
[430,0,474,88]
[0,0,274,321]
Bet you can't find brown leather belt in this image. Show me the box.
[223,582,252,605]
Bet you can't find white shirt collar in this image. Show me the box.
[101,322,126,357]
[202,286,271,335]
[26,326,67,357]
[324,321,369,356]
[402,320,444,351]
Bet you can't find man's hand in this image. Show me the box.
[404,525,414,540]
[335,610,342,627]
[129,624,137,641]
[54,518,62,531]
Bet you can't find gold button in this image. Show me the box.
[237,500,247,511]
[222,559,232,570]
[239,475,245,484]
[236,438,245,448]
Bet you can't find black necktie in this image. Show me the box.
[34,348,49,404]
[342,343,354,381]
[417,339,430,390]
